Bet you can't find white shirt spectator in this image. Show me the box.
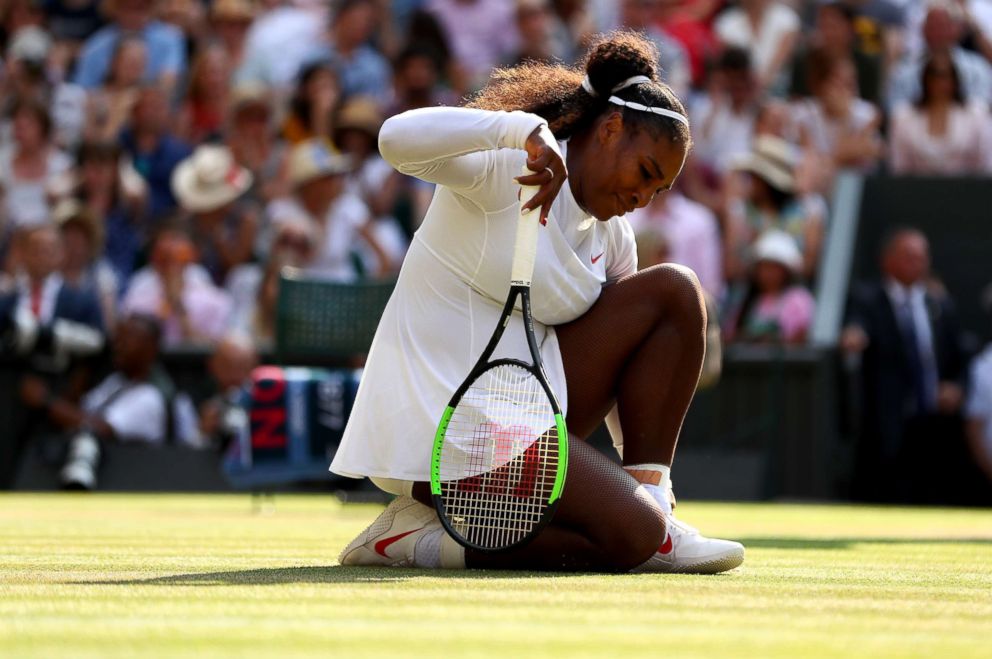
[82,372,167,444]
[269,194,371,281]
[889,101,992,174]
[121,264,233,346]
[714,2,799,88]
[792,96,880,171]
[689,94,756,175]
[234,4,326,90]
[0,146,72,227]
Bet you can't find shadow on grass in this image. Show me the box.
[74,565,585,586]
[738,536,992,550]
[70,537,992,586]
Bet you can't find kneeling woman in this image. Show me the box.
[331,32,744,573]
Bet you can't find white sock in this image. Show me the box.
[625,463,673,515]
[642,483,673,515]
[413,528,466,569]
[414,527,444,568]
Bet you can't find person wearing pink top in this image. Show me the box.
[724,229,815,345]
[889,51,992,175]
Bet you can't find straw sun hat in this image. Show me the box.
[287,139,352,187]
[732,135,798,194]
[171,145,252,213]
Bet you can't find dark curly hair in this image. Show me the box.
[467,31,690,148]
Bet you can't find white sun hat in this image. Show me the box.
[171,145,253,213]
[751,229,802,274]
[287,139,352,187]
[732,135,798,194]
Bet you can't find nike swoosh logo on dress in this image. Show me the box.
[591,252,604,264]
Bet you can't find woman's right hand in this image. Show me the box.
[517,126,567,225]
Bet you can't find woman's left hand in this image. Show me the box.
[517,126,567,225]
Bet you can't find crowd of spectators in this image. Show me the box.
[0,0,989,498]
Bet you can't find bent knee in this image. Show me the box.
[645,263,705,327]
[596,501,666,572]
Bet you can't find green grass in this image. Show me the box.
[1,494,991,658]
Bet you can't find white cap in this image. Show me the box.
[751,229,802,273]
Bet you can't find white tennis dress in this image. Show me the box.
[329,107,637,482]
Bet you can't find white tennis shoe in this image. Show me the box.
[338,496,443,568]
[634,513,745,574]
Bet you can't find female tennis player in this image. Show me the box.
[331,31,744,573]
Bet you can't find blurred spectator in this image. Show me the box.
[45,0,105,53]
[792,48,883,173]
[82,35,145,142]
[270,138,391,280]
[318,0,391,103]
[723,229,814,345]
[2,26,89,150]
[654,0,721,88]
[789,1,883,105]
[226,218,316,345]
[888,1,992,109]
[889,51,992,175]
[714,0,800,95]
[191,333,257,449]
[547,0,596,64]
[119,86,192,221]
[120,228,233,346]
[841,228,967,503]
[53,198,118,330]
[385,44,459,116]
[0,223,106,486]
[171,144,259,285]
[19,314,194,490]
[0,0,46,44]
[723,136,825,282]
[175,43,232,144]
[282,60,340,145]
[235,0,326,91]
[839,0,905,70]
[210,0,256,73]
[57,141,147,286]
[426,0,519,92]
[72,0,187,92]
[688,47,758,189]
[507,0,563,67]
[225,85,289,207]
[0,98,72,229]
[1,223,105,364]
[627,189,724,301]
[618,0,690,98]
[965,321,992,492]
[334,97,408,273]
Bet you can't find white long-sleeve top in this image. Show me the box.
[330,107,637,482]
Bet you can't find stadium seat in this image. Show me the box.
[275,269,396,365]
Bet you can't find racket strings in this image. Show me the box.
[439,363,560,549]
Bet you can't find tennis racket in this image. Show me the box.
[430,166,569,553]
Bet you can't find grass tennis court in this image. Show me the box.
[2,494,990,658]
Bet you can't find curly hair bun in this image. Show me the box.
[582,31,660,98]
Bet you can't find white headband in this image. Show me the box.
[581,74,689,127]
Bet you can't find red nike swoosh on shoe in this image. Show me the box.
[374,528,423,558]
[591,251,605,264]
[659,534,673,555]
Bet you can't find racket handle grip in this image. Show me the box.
[512,165,541,287]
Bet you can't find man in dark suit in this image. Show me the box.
[0,224,107,487]
[841,228,966,502]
